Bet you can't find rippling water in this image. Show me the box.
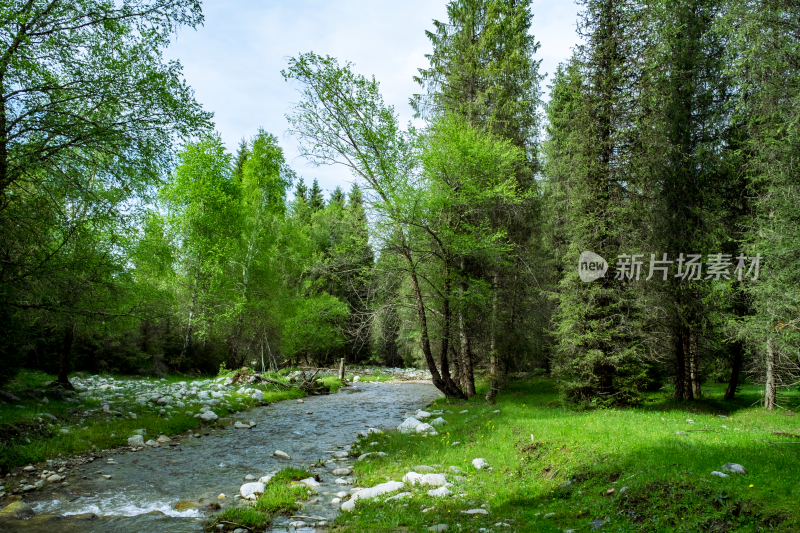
[2,381,442,532]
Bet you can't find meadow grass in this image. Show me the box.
[212,467,314,531]
[335,378,800,533]
[0,370,338,469]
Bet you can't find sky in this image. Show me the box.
[164,0,583,197]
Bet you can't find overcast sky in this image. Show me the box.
[164,0,583,197]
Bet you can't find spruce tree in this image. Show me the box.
[543,0,647,405]
[309,178,325,212]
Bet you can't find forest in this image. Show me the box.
[1,0,799,410]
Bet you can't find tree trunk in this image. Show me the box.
[674,325,686,399]
[723,340,743,401]
[765,337,776,410]
[408,262,465,399]
[439,277,465,397]
[689,327,701,398]
[458,257,476,397]
[179,274,199,370]
[338,358,346,381]
[682,325,694,400]
[57,324,75,388]
[485,273,500,403]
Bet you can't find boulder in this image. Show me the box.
[240,482,265,500]
[421,474,448,486]
[127,435,145,447]
[416,423,437,435]
[384,492,411,502]
[46,474,62,482]
[402,472,423,484]
[722,463,747,475]
[428,486,451,497]
[0,501,35,520]
[333,468,352,476]
[341,480,404,511]
[198,410,218,422]
[415,410,432,419]
[251,391,264,401]
[430,417,447,426]
[472,458,488,469]
[397,417,422,433]
[299,477,321,487]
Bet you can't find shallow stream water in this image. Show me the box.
[1,381,442,532]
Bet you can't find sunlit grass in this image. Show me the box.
[337,378,800,532]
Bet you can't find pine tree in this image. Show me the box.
[294,177,308,203]
[232,137,251,182]
[309,178,325,212]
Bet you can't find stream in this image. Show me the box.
[2,381,442,532]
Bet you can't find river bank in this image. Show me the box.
[0,373,443,532]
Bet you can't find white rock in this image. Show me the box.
[403,472,424,484]
[333,451,349,458]
[258,475,273,484]
[353,376,360,382]
[334,478,352,485]
[398,417,423,433]
[416,423,437,435]
[198,410,218,422]
[273,450,291,459]
[240,482,265,500]
[251,390,264,401]
[384,492,411,502]
[430,417,447,426]
[358,453,375,461]
[331,497,341,504]
[46,474,62,482]
[297,399,304,403]
[428,486,451,497]
[300,477,321,487]
[463,509,489,515]
[127,435,145,447]
[341,480,405,511]
[333,468,352,476]
[451,441,461,446]
[472,458,488,469]
[145,439,158,447]
[710,471,729,478]
[234,421,251,429]
[449,466,465,474]
[459,410,469,414]
[415,410,432,419]
[722,463,747,475]
[244,474,256,481]
[157,435,171,443]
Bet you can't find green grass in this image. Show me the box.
[335,378,800,533]
[0,370,340,469]
[212,468,314,531]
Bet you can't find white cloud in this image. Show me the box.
[165,0,582,196]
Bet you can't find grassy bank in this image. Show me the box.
[211,467,315,531]
[0,370,342,471]
[335,378,800,533]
